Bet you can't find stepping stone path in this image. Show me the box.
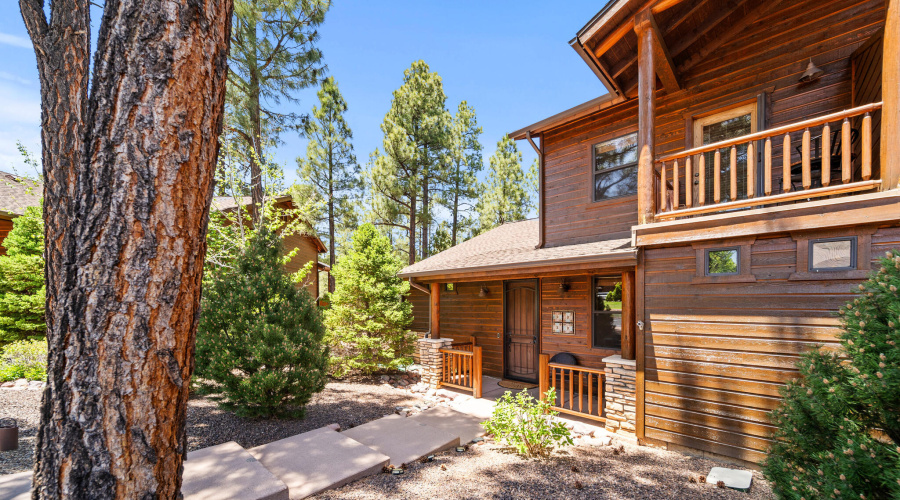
[0,407,484,500]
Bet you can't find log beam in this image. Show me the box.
[883,0,900,190]
[644,10,681,93]
[636,13,658,225]
[430,282,441,339]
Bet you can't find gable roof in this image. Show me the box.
[211,194,327,253]
[399,219,635,279]
[0,171,42,218]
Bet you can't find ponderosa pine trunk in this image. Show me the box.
[19,0,232,498]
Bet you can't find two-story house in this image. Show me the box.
[400,0,899,466]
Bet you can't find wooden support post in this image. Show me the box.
[430,282,440,339]
[621,270,636,360]
[473,346,483,399]
[883,0,900,190]
[539,353,550,401]
[636,12,657,225]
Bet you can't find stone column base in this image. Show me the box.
[603,355,637,435]
[417,338,453,389]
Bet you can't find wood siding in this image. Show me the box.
[437,281,504,378]
[283,234,321,298]
[409,287,430,332]
[540,0,885,247]
[642,225,900,463]
[0,218,12,256]
[540,276,619,370]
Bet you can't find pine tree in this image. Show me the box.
[474,135,535,235]
[764,249,900,499]
[195,229,329,418]
[0,205,45,346]
[369,60,452,264]
[442,101,483,247]
[298,76,360,281]
[324,223,413,376]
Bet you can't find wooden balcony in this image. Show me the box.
[652,102,883,221]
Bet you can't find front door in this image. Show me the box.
[504,279,538,383]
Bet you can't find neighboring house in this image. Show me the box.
[0,171,42,255]
[401,0,899,466]
[211,195,329,299]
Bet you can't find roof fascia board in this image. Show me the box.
[509,93,624,140]
[398,249,637,279]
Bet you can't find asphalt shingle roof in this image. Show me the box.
[0,171,42,216]
[399,219,635,278]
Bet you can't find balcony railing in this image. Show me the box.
[439,337,482,398]
[653,102,883,221]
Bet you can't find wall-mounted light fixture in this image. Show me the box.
[798,58,824,83]
[558,280,570,293]
[479,286,489,297]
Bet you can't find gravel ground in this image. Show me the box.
[314,436,774,500]
[0,377,420,475]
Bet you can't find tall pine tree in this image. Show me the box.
[298,76,359,283]
[474,135,535,235]
[441,101,483,247]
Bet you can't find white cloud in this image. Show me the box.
[0,72,31,86]
[0,32,32,49]
[0,82,40,126]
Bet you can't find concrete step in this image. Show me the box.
[341,414,459,466]
[408,406,487,443]
[182,441,289,500]
[0,471,31,500]
[249,427,389,500]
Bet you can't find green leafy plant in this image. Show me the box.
[194,229,329,418]
[764,249,900,499]
[482,388,574,458]
[0,203,46,348]
[0,338,47,382]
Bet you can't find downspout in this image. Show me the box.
[526,131,545,249]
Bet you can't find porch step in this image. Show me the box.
[249,427,389,499]
[182,441,288,500]
[408,406,487,443]
[0,471,31,500]
[340,414,459,466]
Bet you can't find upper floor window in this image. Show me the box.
[593,133,638,202]
[693,103,757,203]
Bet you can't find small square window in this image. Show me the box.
[706,248,739,276]
[810,237,857,272]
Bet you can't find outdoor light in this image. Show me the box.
[455,445,467,452]
[479,286,489,297]
[798,58,824,83]
[558,280,570,293]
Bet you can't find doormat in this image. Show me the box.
[497,379,538,390]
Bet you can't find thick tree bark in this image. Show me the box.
[20,0,232,498]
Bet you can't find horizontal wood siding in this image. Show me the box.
[0,219,12,256]
[283,234,321,298]
[408,287,430,332]
[438,281,504,378]
[642,225,900,463]
[540,276,618,370]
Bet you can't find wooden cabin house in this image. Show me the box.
[401,0,900,466]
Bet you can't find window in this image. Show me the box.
[593,133,638,201]
[693,103,758,202]
[592,277,622,349]
[809,237,857,272]
[706,248,740,276]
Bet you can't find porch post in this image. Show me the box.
[635,11,657,224]
[430,282,440,339]
[621,271,636,360]
[883,0,900,190]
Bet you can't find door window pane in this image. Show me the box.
[592,277,622,349]
[702,114,752,202]
[594,133,638,201]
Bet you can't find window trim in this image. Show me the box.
[591,132,639,203]
[808,236,858,273]
[692,238,757,284]
[591,275,622,350]
[705,247,741,276]
[691,101,759,202]
[789,228,874,281]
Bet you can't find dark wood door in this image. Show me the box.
[504,279,538,383]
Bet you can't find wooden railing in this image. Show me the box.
[654,102,883,220]
[439,337,482,398]
[538,354,605,423]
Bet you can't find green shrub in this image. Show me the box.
[764,249,900,499]
[482,388,574,458]
[0,338,47,382]
[324,224,414,376]
[0,205,46,347]
[194,229,329,418]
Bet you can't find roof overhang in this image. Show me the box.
[509,93,624,140]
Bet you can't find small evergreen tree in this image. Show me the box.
[325,223,413,376]
[195,229,329,418]
[764,249,900,499]
[0,205,45,346]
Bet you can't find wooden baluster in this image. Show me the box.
[783,133,792,193]
[842,118,851,183]
[862,112,872,180]
[764,137,772,196]
[578,371,583,413]
[588,373,593,415]
[747,142,756,199]
[802,128,811,189]
[568,369,573,410]
[660,162,667,213]
[821,124,831,187]
[685,156,693,207]
[673,159,680,209]
[714,150,721,203]
[730,145,737,201]
[699,155,706,205]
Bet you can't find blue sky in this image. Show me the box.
[0,1,609,185]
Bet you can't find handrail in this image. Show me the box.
[439,347,475,356]
[547,363,605,376]
[658,102,882,162]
